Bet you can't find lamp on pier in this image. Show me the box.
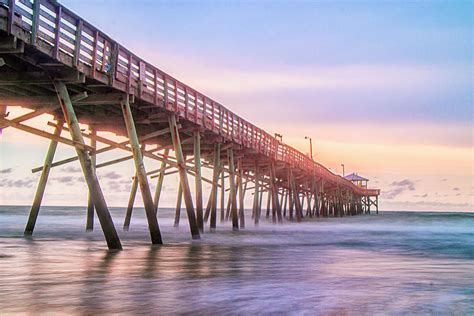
[305,136,313,161]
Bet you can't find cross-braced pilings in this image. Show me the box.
[0,0,379,249]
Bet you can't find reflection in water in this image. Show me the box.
[0,207,473,314]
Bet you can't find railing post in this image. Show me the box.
[73,19,83,67]
[30,0,40,45]
[173,80,178,112]
[138,61,146,98]
[108,43,118,85]
[163,76,169,108]
[7,0,16,35]
[126,54,132,93]
[53,4,62,59]
[183,87,188,119]
[211,101,215,131]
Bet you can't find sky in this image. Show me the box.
[0,0,472,211]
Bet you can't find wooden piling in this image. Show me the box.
[320,180,326,217]
[282,188,288,218]
[86,127,96,231]
[266,190,271,218]
[376,195,379,214]
[253,163,260,225]
[121,96,162,244]
[270,162,283,222]
[288,168,301,222]
[306,183,312,218]
[313,178,320,217]
[174,183,183,227]
[204,189,212,222]
[123,173,138,230]
[153,148,169,213]
[220,167,225,222]
[24,120,63,236]
[193,131,204,231]
[54,81,122,250]
[210,143,221,230]
[367,195,371,214]
[227,148,239,230]
[258,188,264,221]
[279,188,285,214]
[169,115,200,240]
[237,158,245,228]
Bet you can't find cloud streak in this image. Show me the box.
[0,178,35,188]
[60,166,82,173]
[0,168,13,174]
[101,171,122,180]
[382,179,416,200]
[189,64,466,95]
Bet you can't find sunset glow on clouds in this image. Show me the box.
[0,0,472,211]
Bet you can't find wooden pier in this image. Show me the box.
[0,0,379,249]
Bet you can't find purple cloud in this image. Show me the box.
[52,176,76,186]
[0,168,12,174]
[382,179,416,200]
[60,166,82,173]
[0,178,35,188]
[101,171,122,180]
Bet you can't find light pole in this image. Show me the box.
[275,133,283,142]
[341,163,345,177]
[305,136,313,160]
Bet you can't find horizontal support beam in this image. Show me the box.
[0,92,129,108]
[32,124,177,173]
[0,37,24,54]
[0,108,51,130]
[0,72,85,86]
[0,118,92,151]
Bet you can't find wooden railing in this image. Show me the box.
[0,0,379,197]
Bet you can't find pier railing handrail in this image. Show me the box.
[0,0,379,196]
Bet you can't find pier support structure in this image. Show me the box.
[86,127,96,231]
[194,130,204,231]
[168,114,200,240]
[24,120,63,236]
[209,142,221,230]
[121,95,163,244]
[54,81,122,250]
[228,148,239,230]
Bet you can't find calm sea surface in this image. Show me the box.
[0,206,473,315]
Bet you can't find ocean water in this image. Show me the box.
[0,206,473,315]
